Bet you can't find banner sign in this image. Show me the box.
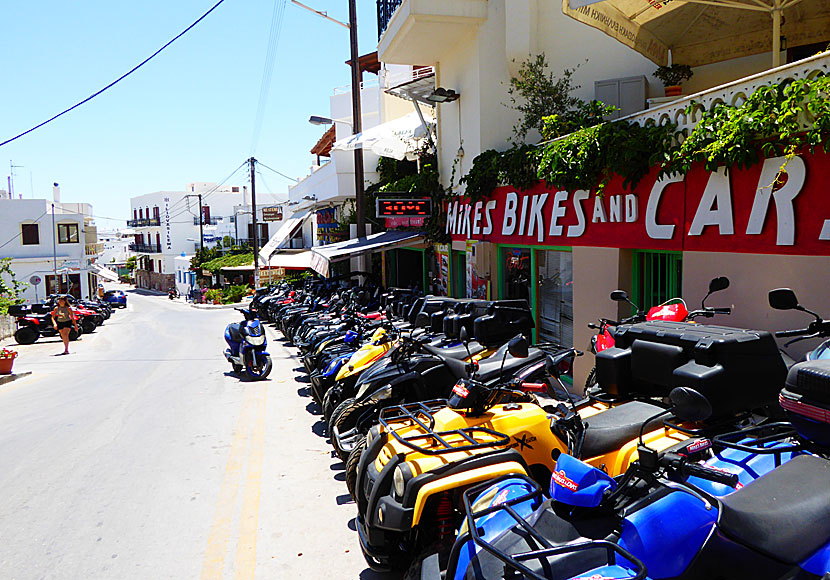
[448,151,830,256]
[262,206,283,222]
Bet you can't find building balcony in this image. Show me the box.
[377,0,488,65]
[624,51,830,134]
[129,243,162,254]
[127,218,161,227]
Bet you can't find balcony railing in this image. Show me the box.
[377,0,403,39]
[129,243,162,254]
[127,218,161,227]
[194,216,221,225]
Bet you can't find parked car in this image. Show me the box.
[103,290,127,308]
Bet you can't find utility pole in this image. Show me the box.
[51,203,57,293]
[348,0,365,239]
[250,157,260,287]
[185,194,205,254]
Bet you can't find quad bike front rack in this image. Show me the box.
[378,400,512,456]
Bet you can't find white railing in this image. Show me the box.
[333,66,435,95]
[624,52,830,133]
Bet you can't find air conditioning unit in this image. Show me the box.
[471,242,492,277]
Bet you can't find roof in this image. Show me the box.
[310,125,336,157]
[345,51,380,75]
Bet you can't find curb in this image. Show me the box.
[0,371,33,387]
[189,299,253,310]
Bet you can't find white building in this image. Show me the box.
[128,182,285,290]
[0,185,101,302]
[97,227,134,268]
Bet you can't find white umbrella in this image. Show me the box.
[332,112,434,161]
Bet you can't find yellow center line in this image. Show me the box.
[200,386,256,580]
[233,383,267,580]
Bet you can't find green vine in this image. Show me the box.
[0,258,26,315]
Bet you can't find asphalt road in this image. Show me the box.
[0,288,396,580]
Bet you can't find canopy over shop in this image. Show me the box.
[310,230,426,277]
[257,209,311,266]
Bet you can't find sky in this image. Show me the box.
[0,0,380,230]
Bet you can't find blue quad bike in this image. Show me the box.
[224,308,272,380]
[425,363,830,580]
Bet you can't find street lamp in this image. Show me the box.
[426,87,460,103]
[309,116,333,125]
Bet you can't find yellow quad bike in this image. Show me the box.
[354,321,788,573]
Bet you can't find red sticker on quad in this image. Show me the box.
[551,470,579,491]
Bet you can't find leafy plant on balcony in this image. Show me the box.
[654,64,693,88]
[665,73,830,176]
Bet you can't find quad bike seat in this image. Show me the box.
[474,344,545,383]
[579,401,665,458]
[719,454,830,564]
[228,323,242,342]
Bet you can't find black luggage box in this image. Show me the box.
[413,297,455,328]
[596,321,786,419]
[7,304,31,317]
[780,360,830,446]
[474,300,534,348]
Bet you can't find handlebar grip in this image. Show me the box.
[776,328,810,338]
[587,322,599,329]
[683,462,739,487]
[520,382,548,392]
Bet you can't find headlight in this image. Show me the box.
[246,334,266,346]
[366,425,380,448]
[393,463,414,500]
[368,384,393,404]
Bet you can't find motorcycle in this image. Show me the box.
[224,308,272,380]
[585,276,732,391]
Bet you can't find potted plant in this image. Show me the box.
[654,64,693,97]
[0,348,18,375]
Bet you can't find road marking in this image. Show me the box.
[200,386,257,580]
[234,383,267,580]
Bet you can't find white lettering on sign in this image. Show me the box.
[549,191,568,237]
[446,201,458,234]
[609,195,622,222]
[503,192,519,235]
[472,201,483,235]
[527,193,548,242]
[688,167,734,236]
[517,194,529,236]
[484,200,496,235]
[625,194,638,223]
[460,204,472,236]
[567,190,589,237]
[646,174,681,240]
[592,195,607,223]
[746,155,805,246]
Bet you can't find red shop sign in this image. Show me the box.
[448,149,830,255]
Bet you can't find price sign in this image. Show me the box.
[376,198,432,218]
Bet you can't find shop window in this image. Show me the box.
[632,250,683,310]
[503,248,531,302]
[21,223,39,245]
[536,250,573,347]
[453,251,466,298]
[57,223,79,244]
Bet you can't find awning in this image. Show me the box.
[222,263,255,272]
[257,209,309,266]
[332,112,434,161]
[93,265,120,282]
[267,250,313,270]
[310,230,425,277]
[562,0,830,68]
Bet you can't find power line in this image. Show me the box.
[250,0,288,154]
[0,0,228,148]
[257,160,298,182]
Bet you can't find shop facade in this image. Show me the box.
[447,148,830,385]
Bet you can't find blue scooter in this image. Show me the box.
[224,308,272,380]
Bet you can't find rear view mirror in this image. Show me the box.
[610,290,629,302]
[669,387,712,422]
[459,326,469,344]
[769,288,799,311]
[507,335,529,359]
[709,276,730,294]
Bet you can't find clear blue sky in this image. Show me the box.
[0,0,380,229]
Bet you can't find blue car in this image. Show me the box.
[103,289,127,308]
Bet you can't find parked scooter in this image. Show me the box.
[585,276,732,390]
[224,308,272,380]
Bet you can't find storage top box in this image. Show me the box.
[596,321,787,419]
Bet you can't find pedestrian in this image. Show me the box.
[51,295,79,355]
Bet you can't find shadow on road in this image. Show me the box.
[348,518,357,531]
[330,461,345,471]
[336,494,353,506]
[294,375,311,384]
[297,386,312,398]
[311,420,328,438]
[359,568,399,580]
[292,366,306,373]
[333,471,346,482]
[306,401,321,415]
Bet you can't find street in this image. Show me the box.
[0,289,394,580]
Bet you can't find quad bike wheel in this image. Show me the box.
[69,327,81,341]
[345,435,366,501]
[331,397,374,461]
[14,327,38,345]
[82,319,97,334]
[322,387,342,425]
[584,366,597,394]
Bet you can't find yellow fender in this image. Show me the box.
[335,328,393,381]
